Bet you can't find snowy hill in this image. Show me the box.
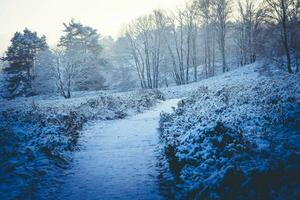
[159,62,300,199]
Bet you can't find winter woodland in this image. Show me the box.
[0,0,299,199]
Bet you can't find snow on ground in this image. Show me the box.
[159,62,300,199]
[37,99,180,199]
[160,61,260,99]
[0,90,164,199]
[1,61,299,199]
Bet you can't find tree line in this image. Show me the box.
[1,0,299,98]
[1,20,105,98]
[124,0,300,89]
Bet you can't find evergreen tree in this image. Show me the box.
[58,19,105,91]
[2,28,48,98]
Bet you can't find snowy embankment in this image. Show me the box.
[160,62,259,99]
[0,89,164,199]
[159,63,300,199]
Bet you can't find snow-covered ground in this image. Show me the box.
[0,90,165,199]
[159,62,300,199]
[1,61,299,199]
[37,99,180,199]
[160,61,260,99]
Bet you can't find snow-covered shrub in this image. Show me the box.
[159,70,300,199]
[130,89,165,112]
[77,93,127,120]
[0,106,86,199]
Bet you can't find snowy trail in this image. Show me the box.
[54,99,179,200]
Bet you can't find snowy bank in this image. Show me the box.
[159,63,300,199]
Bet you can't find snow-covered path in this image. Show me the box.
[54,99,179,200]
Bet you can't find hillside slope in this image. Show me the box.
[159,62,300,199]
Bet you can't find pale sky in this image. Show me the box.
[0,0,186,54]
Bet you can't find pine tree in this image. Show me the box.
[2,28,48,98]
[58,19,105,91]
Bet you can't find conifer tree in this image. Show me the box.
[2,28,48,98]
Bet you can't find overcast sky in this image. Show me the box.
[0,0,186,54]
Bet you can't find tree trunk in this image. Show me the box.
[281,0,292,73]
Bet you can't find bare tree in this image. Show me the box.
[174,10,186,84]
[161,14,183,85]
[167,11,186,85]
[152,10,164,88]
[236,0,265,66]
[184,3,199,83]
[126,31,147,88]
[162,6,198,85]
[126,10,165,89]
[212,0,231,73]
[52,48,81,99]
[265,0,299,73]
[196,0,217,77]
